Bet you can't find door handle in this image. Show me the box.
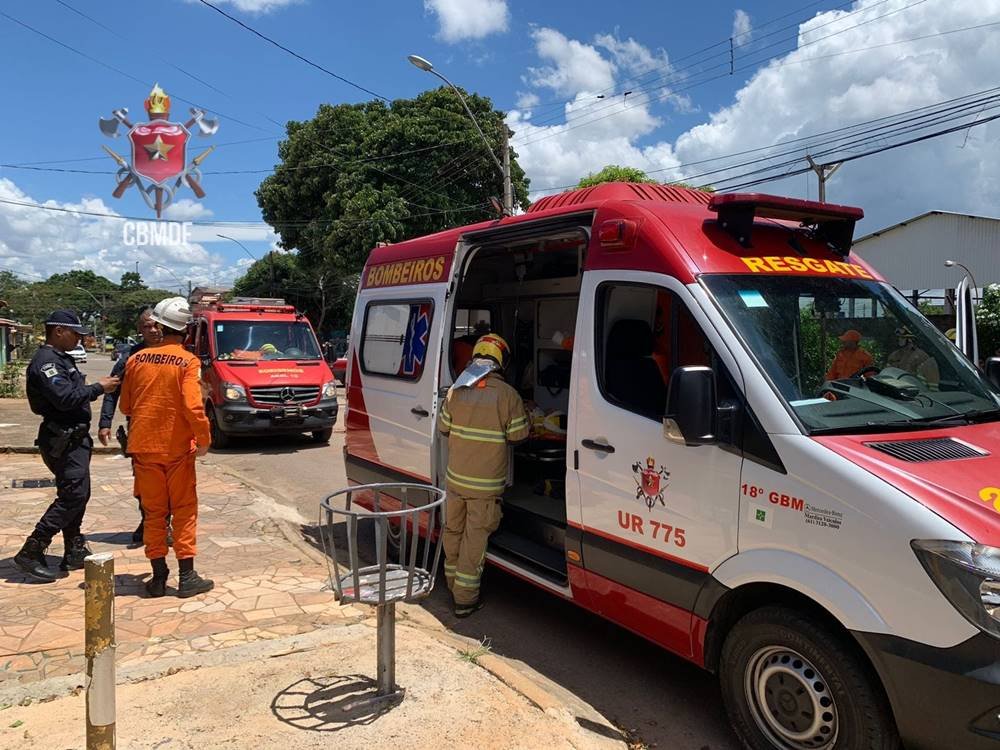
[411,406,430,417]
[581,438,615,454]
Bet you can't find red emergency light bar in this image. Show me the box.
[708,193,864,256]
[213,303,296,315]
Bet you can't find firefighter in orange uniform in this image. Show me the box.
[438,334,529,617]
[824,329,874,381]
[119,297,214,598]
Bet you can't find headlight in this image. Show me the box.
[322,380,337,399]
[912,540,1000,639]
[223,382,246,402]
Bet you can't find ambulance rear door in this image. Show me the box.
[352,257,450,482]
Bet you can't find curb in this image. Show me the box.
[2,445,123,455]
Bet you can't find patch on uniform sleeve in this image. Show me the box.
[41,363,59,379]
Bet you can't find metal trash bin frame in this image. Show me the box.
[319,482,445,705]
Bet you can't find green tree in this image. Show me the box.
[577,165,656,188]
[976,283,1000,357]
[256,87,530,288]
[120,271,146,290]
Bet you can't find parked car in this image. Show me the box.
[68,344,87,363]
[331,356,347,385]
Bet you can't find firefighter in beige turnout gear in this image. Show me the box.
[439,334,529,617]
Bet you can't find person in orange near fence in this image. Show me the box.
[119,296,214,598]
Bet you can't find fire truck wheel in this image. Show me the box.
[311,428,333,444]
[719,606,899,750]
[208,406,231,450]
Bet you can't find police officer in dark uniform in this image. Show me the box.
[13,311,119,582]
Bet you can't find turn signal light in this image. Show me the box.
[598,219,638,249]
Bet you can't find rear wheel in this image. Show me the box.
[208,406,231,450]
[311,427,333,444]
[719,606,899,750]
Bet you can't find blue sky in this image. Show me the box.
[0,0,997,289]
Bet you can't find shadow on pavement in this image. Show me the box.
[210,433,329,456]
[271,674,401,731]
[0,556,62,585]
[297,518,737,749]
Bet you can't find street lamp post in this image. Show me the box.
[944,260,980,306]
[407,54,512,215]
[74,286,103,350]
[217,234,275,298]
[154,264,189,297]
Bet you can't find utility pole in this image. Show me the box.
[806,155,842,203]
[502,126,513,216]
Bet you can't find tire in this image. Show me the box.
[311,427,333,444]
[719,606,900,750]
[208,406,231,450]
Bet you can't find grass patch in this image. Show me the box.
[457,637,492,665]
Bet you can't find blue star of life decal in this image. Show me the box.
[400,304,430,376]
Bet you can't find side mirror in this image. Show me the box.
[986,357,1000,391]
[663,366,716,446]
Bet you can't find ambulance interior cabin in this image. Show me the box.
[444,222,710,585]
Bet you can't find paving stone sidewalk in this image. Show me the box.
[0,452,356,686]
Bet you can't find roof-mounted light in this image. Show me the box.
[708,193,864,256]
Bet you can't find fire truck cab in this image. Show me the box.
[189,291,338,447]
[345,183,1000,750]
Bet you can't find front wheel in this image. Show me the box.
[208,406,231,450]
[719,606,899,750]
[311,427,333,444]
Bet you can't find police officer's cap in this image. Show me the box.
[44,310,91,335]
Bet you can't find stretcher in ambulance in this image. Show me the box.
[344,182,1000,750]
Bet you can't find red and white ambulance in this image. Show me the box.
[344,182,1000,750]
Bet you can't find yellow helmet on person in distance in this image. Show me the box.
[472,333,510,369]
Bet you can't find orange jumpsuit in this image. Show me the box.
[119,343,211,561]
[825,347,874,381]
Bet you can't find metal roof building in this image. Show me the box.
[853,211,1000,292]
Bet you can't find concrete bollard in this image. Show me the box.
[84,552,116,750]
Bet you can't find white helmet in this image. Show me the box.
[150,296,192,332]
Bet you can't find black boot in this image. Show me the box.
[14,538,57,582]
[132,498,145,545]
[59,536,93,571]
[145,557,169,598]
[177,558,213,598]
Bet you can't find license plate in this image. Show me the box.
[271,405,303,420]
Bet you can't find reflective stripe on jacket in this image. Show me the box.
[438,373,529,499]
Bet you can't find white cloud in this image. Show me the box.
[594,32,670,77]
[732,10,752,43]
[424,0,509,43]
[162,199,213,222]
[525,27,617,95]
[516,91,540,110]
[0,179,274,290]
[190,0,301,14]
[511,1,1000,231]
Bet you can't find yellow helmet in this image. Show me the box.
[472,333,510,368]
[260,343,278,353]
[945,328,957,342]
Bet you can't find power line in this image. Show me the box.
[0,9,268,132]
[513,0,933,143]
[512,15,994,152]
[196,0,388,102]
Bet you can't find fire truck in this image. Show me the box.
[189,290,338,448]
[345,183,1000,750]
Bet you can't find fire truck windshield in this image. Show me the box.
[702,274,1000,434]
[213,321,322,361]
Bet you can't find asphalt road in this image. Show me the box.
[82,352,739,750]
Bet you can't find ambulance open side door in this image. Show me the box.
[354,271,450,482]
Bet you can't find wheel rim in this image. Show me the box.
[744,646,838,750]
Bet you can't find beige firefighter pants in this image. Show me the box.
[443,494,502,606]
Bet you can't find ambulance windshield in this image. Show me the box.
[702,275,1000,434]
[213,321,322,361]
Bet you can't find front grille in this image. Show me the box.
[250,386,321,406]
[865,437,987,462]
